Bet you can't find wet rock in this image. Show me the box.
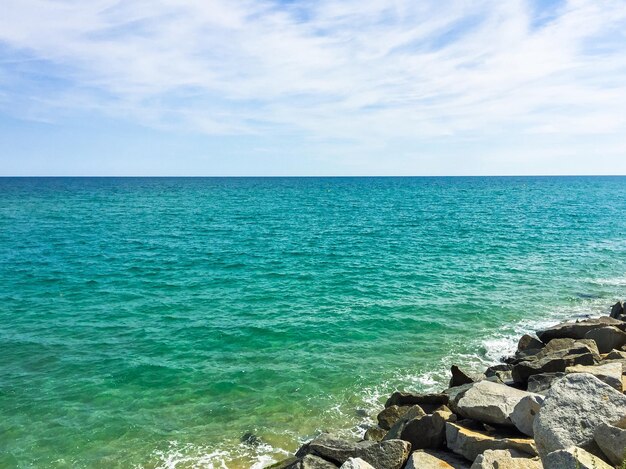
[593,418,626,466]
[241,432,262,446]
[510,394,544,436]
[450,365,481,388]
[405,450,471,469]
[382,405,425,440]
[610,301,624,319]
[470,449,543,469]
[339,458,374,469]
[536,317,625,343]
[301,455,339,469]
[585,326,626,353]
[266,456,301,469]
[517,334,545,353]
[565,362,623,391]
[363,425,386,442]
[400,408,457,450]
[384,392,449,412]
[542,446,612,469]
[511,351,596,384]
[526,372,566,394]
[445,422,537,461]
[532,373,626,458]
[449,380,541,426]
[377,405,409,430]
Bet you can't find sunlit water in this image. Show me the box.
[1,176,626,468]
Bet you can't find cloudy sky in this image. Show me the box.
[1,0,626,175]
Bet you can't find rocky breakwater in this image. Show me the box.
[266,301,626,469]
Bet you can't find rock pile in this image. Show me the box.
[267,302,626,469]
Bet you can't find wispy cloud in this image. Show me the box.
[1,0,626,152]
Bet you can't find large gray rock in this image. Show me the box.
[301,455,339,469]
[565,362,623,391]
[611,301,624,319]
[400,408,456,449]
[296,435,410,469]
[585,326,626,353]
[445,422,537,461]
[512,351,596,384]
[450,365,481,388]
[532,373,626,458]
[517,334,545,353]
[542,446,612,469]
[377,405,409,430]
[594,419,626,466]
[363,425,386,442]
[510,394,544,437]
[541,338,599,356]
[526,372,566,394]
[384,392,448,412]
[405,450,470,468]
[449,380,540,426]
[470,449,543,469]
[339,458,374,469]
[536,317,625,343]
[382,405,425,440]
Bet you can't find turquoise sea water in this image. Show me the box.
[1,176,626,468]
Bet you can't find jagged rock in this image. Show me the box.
[266,456,301,469]
[449,380,541,426]
[296,434,410,469]
[605,349,626,359]
[542,446,612,469]
[339,458,374,469]
[301,455,339,469]
[400,408,456,449]
[565,362,623,390]
[526,373,565,394]
[593,419,626,466]
[384,392,449,412]
[536,317,625,343]
[518,334,545,353]
[382,405,425,440]
[532,373,626,458]
[445,422,537,461]
[450,365,480,387]
[377,405,409,430]
[510,394,544,436]
[470,449,543,468]
[585,326,626,353]
[611,301,624,319]
[363,425,386,441]
[484,364,515,385]
[511,351,596,384]
[405,450,470,468]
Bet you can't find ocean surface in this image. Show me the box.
[1,176,626,468]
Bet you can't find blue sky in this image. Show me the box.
[1,0,626,176]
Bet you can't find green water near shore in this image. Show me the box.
[1,176,626,468]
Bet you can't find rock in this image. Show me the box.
[241,432,262,446]
[400,408,456,449]
[532,373,626,458]
[405,450,471,469]
[594,419,626,466]
[339,458,374,469]
[611,301,624,319]
[363,425,386,442]
[536,317,625,343]
[383,405,425,440]
[449,380,540,426]
[542,446,612,469]
[518,334,545,353]
[510,394,544,436]
[470,449,543,468]
[484,364,514,385]
[511,351,596,384]
[565,362,623,390]
[450,365,480,388]
[377,405,409,430]
[296,435,410,469]
[301,455,339,469]
[541,338,599,356]
[526,373,565,394]
[605,349,626,360]
[266,456,301,469]
[384,392,449,412]
[445,422,537,461]
[585,326,626,353]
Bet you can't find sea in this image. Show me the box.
[1,176,625,468]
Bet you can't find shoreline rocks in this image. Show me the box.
[268,301,626,469]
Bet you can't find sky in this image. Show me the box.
[1,0,626,176]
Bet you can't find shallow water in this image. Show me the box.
[1,176,625,468]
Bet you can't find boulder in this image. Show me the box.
[301,455,339,469]
[518,334,545,353]
[363,425,386,441]
[611,301,624,319]
[605,349,626,360]
[266,457,301,469]
[405,450,471,469]
[296,435,410,469]
[339,458,374,469]
[585,326,626,353]
[449,380,541,426]
[542,446,612,469]
[526,373,565,394]
[382,405,425,440]
[484,364,515,385]
[532,373,626,458]
[565,362,623,391]
[377,405,409,430]
[536,317,625,343]
[470,449,543,469]
[445,422,537,461]
[594,419,626,466]
[450,365,480,388]
[511,351,596,384]
[400,408,456,449]
[510,394,544,436]
[384,392,449,412]
[541,338,599,356]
